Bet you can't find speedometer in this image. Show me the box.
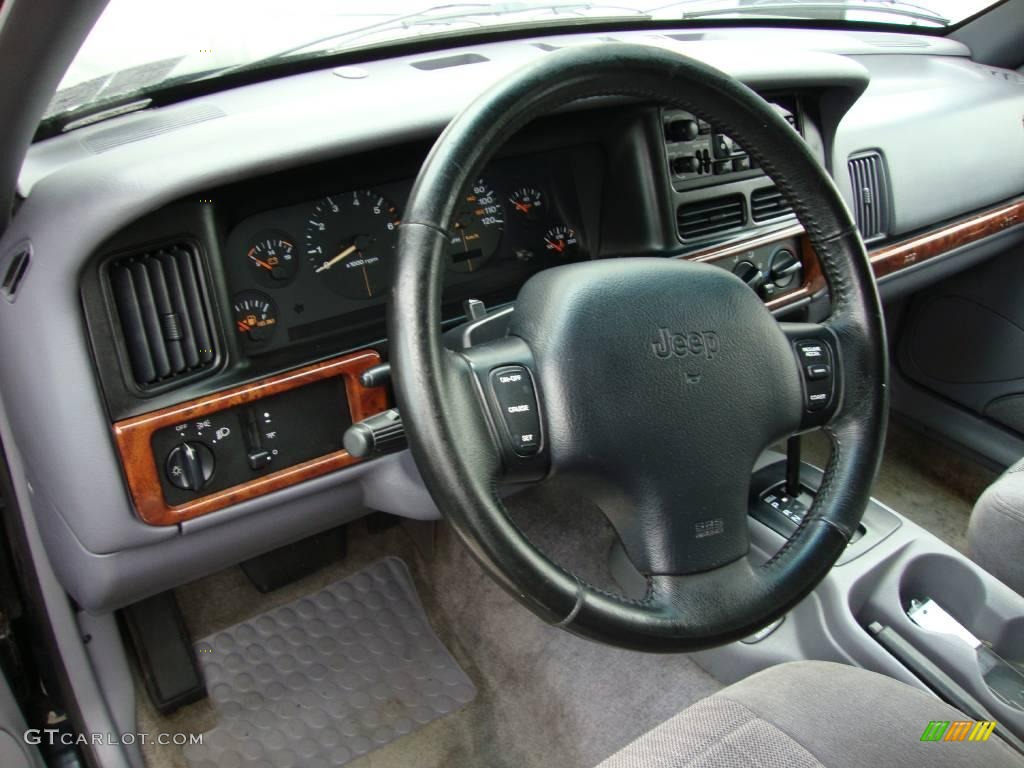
[448,179,504,273]
[304,189,400,300]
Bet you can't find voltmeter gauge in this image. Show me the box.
[246,233,298,286]
[232,290,279,344]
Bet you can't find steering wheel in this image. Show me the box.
[389,44,888,652]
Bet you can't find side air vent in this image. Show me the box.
[109,242,218,390]
[848,151,891,242]
[750,186,794,222]
[677,194,746,240]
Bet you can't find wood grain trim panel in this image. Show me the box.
[869,197,1024,280]
[113,350,387,526]
[685,196,1024,311]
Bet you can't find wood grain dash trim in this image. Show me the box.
[113,350,387,526]
[869,197,1024,280]
[684,196,1024,311]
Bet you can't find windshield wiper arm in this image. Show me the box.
[648,0,949,26]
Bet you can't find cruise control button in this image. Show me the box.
[796,341,827,364]
[806,363,830,380]
[489,366,541,456]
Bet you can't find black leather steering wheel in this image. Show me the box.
[389,44,888,651]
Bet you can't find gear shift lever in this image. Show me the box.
[785,435,801,497]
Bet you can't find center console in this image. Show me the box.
[689,447,1024,746]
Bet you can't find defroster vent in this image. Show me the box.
[848,151,890,242]
[109,242,217,390]
[677,194,746,240]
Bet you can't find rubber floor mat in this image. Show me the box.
[184,557,476,767]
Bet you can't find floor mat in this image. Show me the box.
[183,557,476,768]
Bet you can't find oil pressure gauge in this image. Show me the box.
[509,186,544,220]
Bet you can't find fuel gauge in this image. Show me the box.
[543,224,579,259]
[233,290,279,345]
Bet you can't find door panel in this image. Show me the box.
[898,245,1024,444]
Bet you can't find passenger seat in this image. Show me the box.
[969,457,1024,595]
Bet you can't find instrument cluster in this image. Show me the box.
[223,148,591,356]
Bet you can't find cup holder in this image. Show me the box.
[895,552,1024,712]
[899,553,988,632]
[899,552,1024,661]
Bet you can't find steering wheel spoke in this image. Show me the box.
[779,321,843,432]
[459,336,550,483]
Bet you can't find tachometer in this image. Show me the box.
[448,179,504,273]
[305,189,400,299]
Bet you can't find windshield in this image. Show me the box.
[48,0,999,128]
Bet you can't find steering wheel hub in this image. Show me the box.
[512,257,803,574]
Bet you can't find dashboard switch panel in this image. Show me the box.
[153,379,350,506]
[114,351,387,525]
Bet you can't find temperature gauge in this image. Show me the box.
[232,290,279,345]
[246,233,298,286]
[543,224,579,259]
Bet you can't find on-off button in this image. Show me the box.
[489,365,541,456]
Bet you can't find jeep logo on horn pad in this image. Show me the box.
[651,328,719,359]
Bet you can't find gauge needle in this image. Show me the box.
[545,238,565,254]
[316,244,358,273]
[513,201,531,214]
[458,227,475,272]
[248,254,275,271]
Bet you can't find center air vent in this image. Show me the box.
[848,151,891,242]
[108,242,218,390]
[750,186,794,222]
[677,194,746,240]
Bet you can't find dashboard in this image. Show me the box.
[3,26,1023,613]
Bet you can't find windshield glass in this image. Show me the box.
[49,0,998,127]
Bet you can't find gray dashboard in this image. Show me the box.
[1,26,1023,612]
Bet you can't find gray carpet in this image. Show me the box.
[801,419,997,553]
[137,486,721,768]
